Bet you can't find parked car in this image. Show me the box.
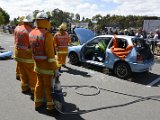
[68,28,155,79]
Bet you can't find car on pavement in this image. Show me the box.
[68,28,155,79]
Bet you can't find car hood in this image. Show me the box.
[74,28,95,45]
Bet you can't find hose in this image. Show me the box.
[74,85,100,96]
[55,85,160,115]
[54,85,100,114]
[62,85,100,96]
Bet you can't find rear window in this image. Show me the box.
[131,38,147,47]
[132,38,154,60]
[108,38,128,49]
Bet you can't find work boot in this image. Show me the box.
[16,75,20,80]
[21,89,31,95]
[21,85,30,94]
[46,105,60,115]
[35,105,45,111]
[35,102,46,111]
[47,104,55,111]
[62,64,66,67]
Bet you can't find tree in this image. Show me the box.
[0,12,5,25]
[33,10,40,19]
[0,7,10,25]
[75,13,80,21]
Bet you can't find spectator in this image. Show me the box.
[153,29,160,53]
[147,31,154,52]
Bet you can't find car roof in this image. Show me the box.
[96,35,136,39]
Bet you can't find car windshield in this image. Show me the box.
[74,28,95,45]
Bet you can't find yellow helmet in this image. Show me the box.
[58,22,67,31]
[17,16,25,23]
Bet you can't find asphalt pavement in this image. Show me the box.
[0,32,160,120]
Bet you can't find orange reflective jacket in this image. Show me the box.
[54,32,70,49]
[29,28,48,61]
[14,25,32,50]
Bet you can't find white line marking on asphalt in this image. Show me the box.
[147,77,160,87]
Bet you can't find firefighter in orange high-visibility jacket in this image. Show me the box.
[53,22,71,72]
[14,14,37,94]
[29,12,58,111]
[14,16,25,80]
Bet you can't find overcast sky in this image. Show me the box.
[1,0,160,20]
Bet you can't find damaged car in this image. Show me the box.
[68,28,155,79]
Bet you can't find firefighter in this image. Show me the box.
[14,14,37,94]
[53,22,71,72]
[29,12,58,111]
[14,16,25,80]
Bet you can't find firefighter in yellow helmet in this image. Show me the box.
[53,22,71,72]
[29,11,58,111]
[14,14,37,94]
[14,16,25,80]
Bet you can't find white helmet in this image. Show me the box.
[23,14,34,22]
[36,12,49,19]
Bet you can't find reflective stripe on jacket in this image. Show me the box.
[29,28,48,61]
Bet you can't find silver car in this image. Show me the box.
[68,28,155,79]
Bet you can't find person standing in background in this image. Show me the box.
[14,16,25,80]
[14,14,37,94]
[53,22,71,72]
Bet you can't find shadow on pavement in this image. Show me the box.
[62,65,91,77]
[77,63,160,86]
[131,72,160,86]
[37,101,85,120]
[74,87,160,115]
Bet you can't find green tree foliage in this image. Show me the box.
[0,12,5,25]
[92,14,148,31]
[0,7,10,25]
[6,7,155,32]
[50,8,70,27]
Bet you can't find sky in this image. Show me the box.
[0,0,160,20]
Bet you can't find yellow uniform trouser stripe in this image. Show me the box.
[34,98,43,103]
[14,57,34,63]
[57,51,68,54]
[21,83,28,87]
[57,63,62,67]
[34,67,55,75]
[47,101,54,106]
[48,58,56,62]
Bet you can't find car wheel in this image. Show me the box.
[69,52,79,65]
[114,62,131,79]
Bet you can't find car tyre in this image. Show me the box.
[114,62,131,79]
[69,52,79,65]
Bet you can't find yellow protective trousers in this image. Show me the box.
[34,73,54,110]
[18,62,37,93]
[57,52,68,67]
[16,62,20,78]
